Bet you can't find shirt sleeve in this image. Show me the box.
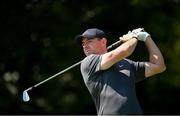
[80,54,102,81]
[132,61,146,83]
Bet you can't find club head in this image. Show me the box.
[23,90,30,102]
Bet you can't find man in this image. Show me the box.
[75,28,166,115]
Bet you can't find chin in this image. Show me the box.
[86,53,90,56]
[85,52,92,56]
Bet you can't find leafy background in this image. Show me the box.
[0,0,180,114]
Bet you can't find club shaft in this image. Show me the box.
[107,40,122,50]
[25,40,122,91]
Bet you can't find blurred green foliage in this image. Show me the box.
[0,0,180,114]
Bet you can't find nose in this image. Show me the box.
[83,44,89,50]
[82,41,88,48]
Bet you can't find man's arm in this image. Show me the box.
[144,36,166,77]
[100,33,138,70]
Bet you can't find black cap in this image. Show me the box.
[75,28,106,45]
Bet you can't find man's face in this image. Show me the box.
[82,38,105,56]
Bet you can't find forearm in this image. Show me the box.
[145,36,165,67]
[131,28,166,77]
[119,37,138,58]
[111,38,138,62]
[100,38,138,70]
[144,36,166,77]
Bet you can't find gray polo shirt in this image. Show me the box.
[80,54,145,115]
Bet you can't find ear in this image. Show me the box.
[101,38,107,46]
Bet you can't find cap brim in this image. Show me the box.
[74,35,95,46]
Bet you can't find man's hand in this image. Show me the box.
[119,33,137,42]
[131,28,150,42]
[132,28,144,34]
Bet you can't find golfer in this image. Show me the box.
[75,28,166,115]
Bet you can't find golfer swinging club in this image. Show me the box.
[75,28,166,115]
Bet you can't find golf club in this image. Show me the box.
[22,39,123,102]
